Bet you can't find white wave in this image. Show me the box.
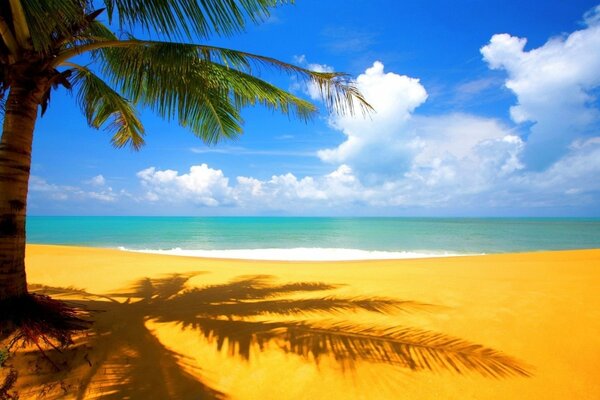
[117,247,473,261]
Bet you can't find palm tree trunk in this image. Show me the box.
[0,84,39,301]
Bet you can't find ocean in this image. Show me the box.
[25,217,600,261]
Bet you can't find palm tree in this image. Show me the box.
[0,1,370,303]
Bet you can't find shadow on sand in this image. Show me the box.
[8,272,532,399]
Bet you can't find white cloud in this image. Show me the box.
[135,164,369,211]
[29,176,72,201]
[29,176,119,202]
[317,61,521,192]
[481,9,600,169]
[409,114,518,165]
[85,174,106,186]
[318,61,428,180]
[137,164,233,207]
[518,138,600,195]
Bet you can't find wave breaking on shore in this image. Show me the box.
[117,247,473,261]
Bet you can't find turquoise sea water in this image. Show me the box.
[26,217,600,259]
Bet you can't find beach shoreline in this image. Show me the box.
[10,245,600,399]
[116,245,478,261]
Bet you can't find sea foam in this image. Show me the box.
[117,247,470,261]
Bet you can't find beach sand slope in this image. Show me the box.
[4,245,599,399]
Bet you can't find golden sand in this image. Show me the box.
[7,245,600,399]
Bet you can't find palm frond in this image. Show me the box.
[80,39,369,143]
[96,41,244,144]
[56,39,371,118]
[103,0,292,40]
[0,14,19,57]
[8,0,32,49]
[18,0,89,53]
[206,62,317,121]
[80,19,118,43]
[53,9,111,50]
[70,63,145,149]
[181,43,372,116]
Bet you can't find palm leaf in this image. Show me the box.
[203,62,317,120]
[70,63,145,149]
[95,41,242,144]
[54,10,112,51]
[54,39,371,118]
[17,0,89,53]
[93,40,369,142]
[103,0,292,40]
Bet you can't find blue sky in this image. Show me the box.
[27,0,600,216]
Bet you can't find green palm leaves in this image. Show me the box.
[1,0,371,149]
[104,0,291,39]
[70,65,145,149]
[93,40,365,146]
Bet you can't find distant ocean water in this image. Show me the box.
[25,217,600,261]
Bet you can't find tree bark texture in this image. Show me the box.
[0,84,40,300]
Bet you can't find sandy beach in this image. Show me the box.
[7,245,600,399]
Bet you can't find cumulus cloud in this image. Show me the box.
[318,61,428,180]
[481,7,600,169]
[137,164,233,207]
[136,164,368,211]
[317,61,521,190]
[517,138,600,197]
[405,115,524,195]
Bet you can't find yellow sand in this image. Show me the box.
[9,245,600,399]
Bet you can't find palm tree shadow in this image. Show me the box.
[19,272,532,399]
